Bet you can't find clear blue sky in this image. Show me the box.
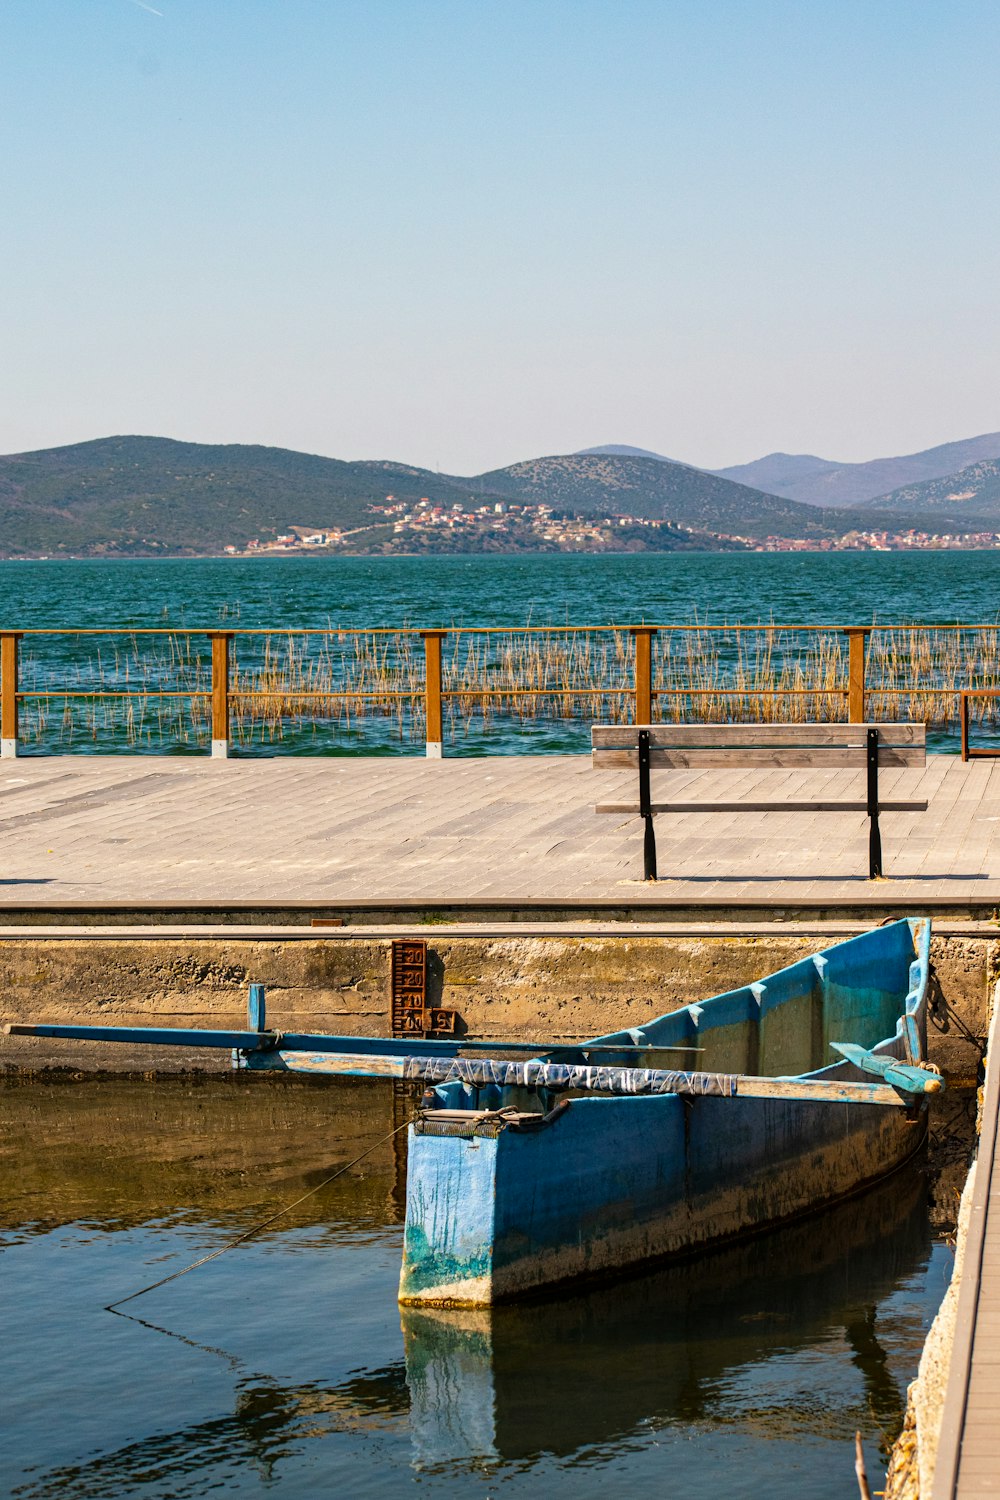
[1,0,997,473]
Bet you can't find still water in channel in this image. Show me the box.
[0,1076,969,1499]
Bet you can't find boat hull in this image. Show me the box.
[399,918,931,1305]
[399,1087,924,1303]
[400,1164,931,1462]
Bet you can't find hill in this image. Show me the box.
[0,435,993,557]
[711,432,1000,506]
[474,452,935,539]
[0,436,479,555]
[863,458,1000,520]
[709,452,846,499]
[0,438,831,554]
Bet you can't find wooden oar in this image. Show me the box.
[829,1041,943,1095]
[2,1022,700,1056]
[3,1023,938,1104]
[245,1046,927,1106]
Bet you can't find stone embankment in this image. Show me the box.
[884,1161,978,1498]
[884,982,995,1499]
[0,930,991,1077]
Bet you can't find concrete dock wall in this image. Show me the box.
[1,930,991,1077]
[883,1036,993,1495]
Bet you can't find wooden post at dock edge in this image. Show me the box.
[630,627,657,726]
[1,632,21,759]
[420,631,446,758]
[247,983,266,1031]
[209,632,232,759]
[843,628,869,724]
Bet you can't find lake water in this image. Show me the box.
[0,1077,969,1500]
[3,551,1000,755]
[3,549,1000,629]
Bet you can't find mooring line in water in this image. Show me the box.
[107,1307,249,1372]
[104,1117,416,1312]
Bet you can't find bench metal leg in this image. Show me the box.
[867,726,883,878]
[639,728,657,880]
[643,815,658,881]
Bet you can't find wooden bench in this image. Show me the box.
[592,722,927,881]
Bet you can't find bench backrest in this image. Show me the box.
[591,722,926,769]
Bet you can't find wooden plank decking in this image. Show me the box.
[1,751,1000,910]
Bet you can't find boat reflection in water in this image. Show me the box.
[399,1162,930,1468]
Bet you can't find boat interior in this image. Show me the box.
[429,918,929,1116]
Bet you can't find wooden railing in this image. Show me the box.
[0,622,998,757]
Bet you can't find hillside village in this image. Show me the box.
[222,495,740,554]
[223,494,1000,557]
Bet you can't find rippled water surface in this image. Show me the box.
[3,550,1000,629]
[0,1077,965,1499]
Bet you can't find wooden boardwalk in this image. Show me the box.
[933,985,1000,1497]
[1,751,1000,910]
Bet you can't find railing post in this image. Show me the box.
[420,631,446,758]
[210,632,232,759]
[630,627,657,724]
[1,632,21,759]
[843,628,869,723]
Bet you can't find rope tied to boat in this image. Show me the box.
[104,1115,416,1313]
[464,1104,524,1136]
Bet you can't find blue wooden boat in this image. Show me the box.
[4,918,940,1307]
[397,917,938,1304]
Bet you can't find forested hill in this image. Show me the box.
[0,435,990,556]
[0,436,476,555]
